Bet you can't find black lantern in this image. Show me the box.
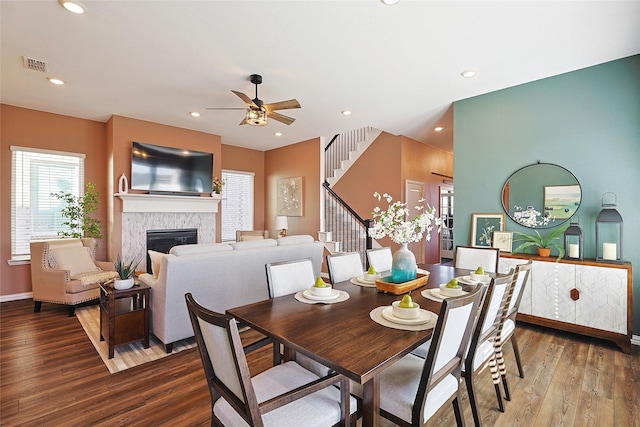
[595,192,623,264]
[563,216,584,261]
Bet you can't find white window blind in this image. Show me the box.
[220,170,254,242]
[11,146,85,259]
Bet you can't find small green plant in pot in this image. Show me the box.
[512,224,568,261]
[112,255,140,289]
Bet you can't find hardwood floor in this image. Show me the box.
[1,299,638,426]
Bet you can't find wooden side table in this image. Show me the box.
[99,282,150,359]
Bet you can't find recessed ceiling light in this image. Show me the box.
[380,0,400,5]
[189,112,200,117]
[461,70,477,78]
[434,126,444,132]
[47,77,65,85]
[274,132,282,137]
[341,110,352,116]
[58,0,87,14]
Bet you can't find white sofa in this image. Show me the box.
[138,235,324,352]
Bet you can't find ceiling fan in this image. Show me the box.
[206,74,301,126]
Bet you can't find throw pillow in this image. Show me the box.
[50,246,99,276]
[147,250,165,279]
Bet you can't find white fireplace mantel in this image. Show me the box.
[116,193,220,213]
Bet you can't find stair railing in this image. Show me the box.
[324,126,375,180]
[323,182,372,269]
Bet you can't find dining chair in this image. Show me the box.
[454,246,500,273]
[376,285,484,427]
[185,293,356,427]
[326,252,364,284]
[265,259,332,376]
[496,260,532,401]
[462,270,515,427]
[366,247,393,273]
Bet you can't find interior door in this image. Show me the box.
[406,180,425,264]
[440,183,454,260]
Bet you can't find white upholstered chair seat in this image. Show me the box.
[379,353,460,424]
[214,361,357,427]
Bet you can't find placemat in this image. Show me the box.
[294,290,350,304]
[369,306,437,331]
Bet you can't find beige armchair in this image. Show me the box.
[235,230,268,242]
[30,238,118,316]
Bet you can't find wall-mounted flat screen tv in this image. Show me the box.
[131,141,213,194]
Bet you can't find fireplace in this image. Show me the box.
[146,228,197,273]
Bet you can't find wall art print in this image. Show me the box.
[470,213,506,247]
[277,176,303,216]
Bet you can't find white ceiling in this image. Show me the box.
[2,1,639,153]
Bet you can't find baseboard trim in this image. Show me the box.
[0,292,32,303]
[632,335,640,347]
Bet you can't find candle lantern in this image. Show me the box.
[563,216,583,261]
[595,192,623,264]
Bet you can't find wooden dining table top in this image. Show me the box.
[226,263,477,385]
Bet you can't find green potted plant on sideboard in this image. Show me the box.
[512,224,568,261]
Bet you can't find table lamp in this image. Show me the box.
[275,216,288,238]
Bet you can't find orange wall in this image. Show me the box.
[332,132,453,264]
[400,136,454,263]
[107,115,221,257]
[221,144,266,230]
[264,138,321,239]
[1,105,109,296]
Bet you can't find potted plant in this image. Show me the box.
[51,182,102,239]
[211,176,224,197]
[112,255,140,290]
[512,224,568,261]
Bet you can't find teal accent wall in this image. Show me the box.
[454,55,640,336]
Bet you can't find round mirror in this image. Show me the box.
[501,163,581,228]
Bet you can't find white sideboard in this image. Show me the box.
[499,254,633,353]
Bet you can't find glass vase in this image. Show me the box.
[391,243,417,283]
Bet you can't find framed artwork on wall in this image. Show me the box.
[492,231,513,252]
[277,176,303,216]
[470,213,506,247]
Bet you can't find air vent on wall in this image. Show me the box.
[22,56,48,73]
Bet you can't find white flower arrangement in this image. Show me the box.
[513,205,554,228]
[368,192,442,244]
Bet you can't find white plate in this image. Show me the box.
[350,277,377,287]
[302,289,341,301]
[458,275,490,285]
[430,288,467,300]
[381,306,433,325]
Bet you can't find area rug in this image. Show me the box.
[76,305,196,374]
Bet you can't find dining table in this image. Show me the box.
[226,263,482,427]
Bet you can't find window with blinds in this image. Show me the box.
[220,170,254,242]
[11,146,85,259]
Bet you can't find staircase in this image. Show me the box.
[320,127,381,268]
[325,127,382,187]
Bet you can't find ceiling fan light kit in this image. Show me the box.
[246,109,267,126]
[206,74,300,126]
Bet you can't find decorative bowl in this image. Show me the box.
[391,300,420,319]
[439,283,465,297]
[310,285,332,296]
[470,272,490,282]
[114,278,135,290]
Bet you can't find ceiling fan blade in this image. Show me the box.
[263,99,301,111]
[267,110,295,125]
[231,90,258,108]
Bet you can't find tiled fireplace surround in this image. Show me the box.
[118,194,219,272]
